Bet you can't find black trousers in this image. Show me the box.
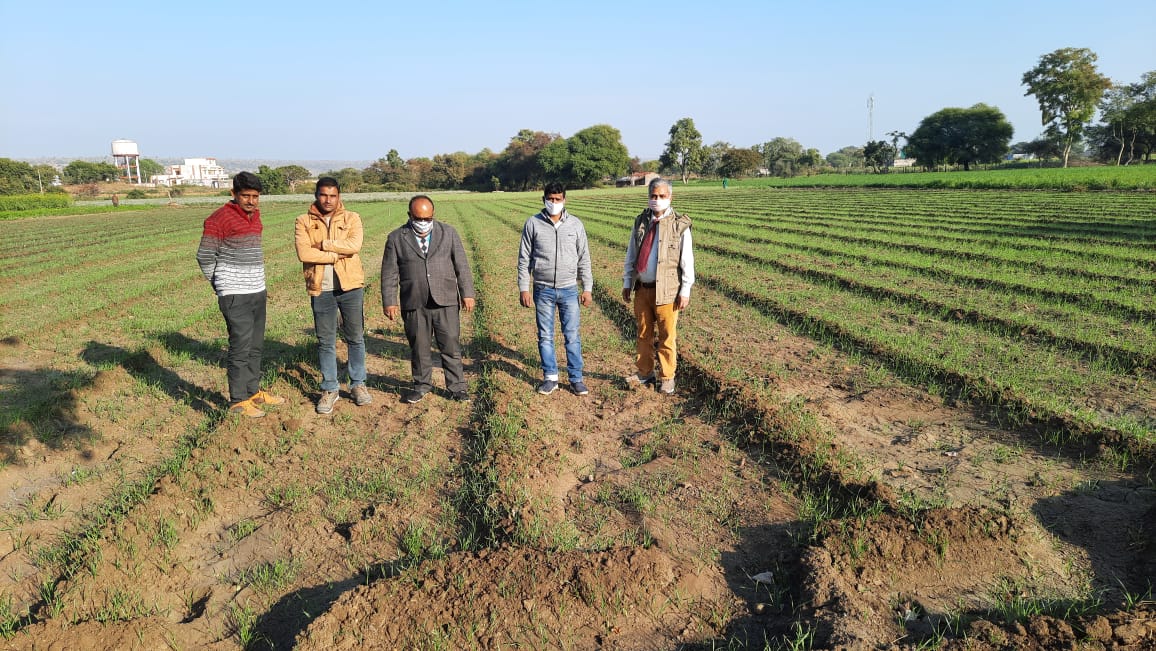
[401,302,465,393]
[218,290,266,403]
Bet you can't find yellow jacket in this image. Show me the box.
[293,201,365,296]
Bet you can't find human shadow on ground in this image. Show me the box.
[153,331,318,403]
[1032,476,1156,603]
[80,341,221,415]
[0,363,96,452]
[251,559,416,648]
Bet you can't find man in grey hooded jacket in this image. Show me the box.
[517,182,592,396]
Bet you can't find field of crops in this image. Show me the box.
[0,185,1153,649]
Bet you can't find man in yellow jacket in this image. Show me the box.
[294,177,371,414]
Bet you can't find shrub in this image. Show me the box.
[0,194,73,211]
[125,189,147,199]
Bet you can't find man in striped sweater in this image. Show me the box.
[196,171,285,417]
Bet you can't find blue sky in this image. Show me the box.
[2,0,1153,162]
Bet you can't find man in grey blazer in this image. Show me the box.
[381,195,477,403]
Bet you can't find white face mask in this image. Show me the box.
[543,200,564,216]
[410,218,433,234]
[648,198,671,214]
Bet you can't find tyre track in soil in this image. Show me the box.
[444,195,1155,648]
[296,203,803,649]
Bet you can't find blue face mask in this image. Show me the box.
[410,218,433,234]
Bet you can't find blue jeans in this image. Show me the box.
[533,285,583,382]
[310,287,367,392]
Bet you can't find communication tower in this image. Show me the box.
[111,139,142,184]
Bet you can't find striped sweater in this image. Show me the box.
[196,201,266,296]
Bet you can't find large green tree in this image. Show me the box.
[323,167,366,193]
[255,165,288,194]
[562,124,630,188]
[904,104,1014,171]
[826,146,864,170]
[717,147,762,178]
[863,140,897,173]
[697,141,731,177]
[365,149,414,190]
[275,165,312,192]
[759,137,803,176]
[138,158,164,181]
[429,152,472,189]
[62,160,120,184]
[0,158,37,194]
[537,137,571,182]
[1093,71,1156,164]
[797,148,824,171]
[1022,47,1112,167]
[493,129,558,191]
[658,117,704,184]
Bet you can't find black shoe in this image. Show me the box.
[451,390,470,402]
[401,389,427,404]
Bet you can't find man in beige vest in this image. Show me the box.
[622,178,695,395]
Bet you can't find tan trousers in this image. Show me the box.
[633,286,679,380]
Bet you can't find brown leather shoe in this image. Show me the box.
[229,399,265,418]
[251,390,285,406]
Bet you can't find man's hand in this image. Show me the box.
[385,305,400,321]
[579,291,592,306]
[462,297,476,313]
[519,291,533,308]
[675,295,690,310]
[622,288,632,303]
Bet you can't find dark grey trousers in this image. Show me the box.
[401,302,465,393]
[218,290,266,403]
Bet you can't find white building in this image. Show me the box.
[151,157,230,188]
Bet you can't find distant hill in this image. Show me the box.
[14,157,374,176]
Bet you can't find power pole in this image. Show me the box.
[867,93,875,143]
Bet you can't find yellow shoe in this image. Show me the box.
[251,390,285,406]
[229,399,266,418]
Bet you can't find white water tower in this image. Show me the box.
[111,139,142,184]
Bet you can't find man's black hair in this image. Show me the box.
[542,181,566,198]
[408,194,434,213]
[232,171,264,193]
[315,176,340,196]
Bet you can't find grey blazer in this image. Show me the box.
[381,221,476,310]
